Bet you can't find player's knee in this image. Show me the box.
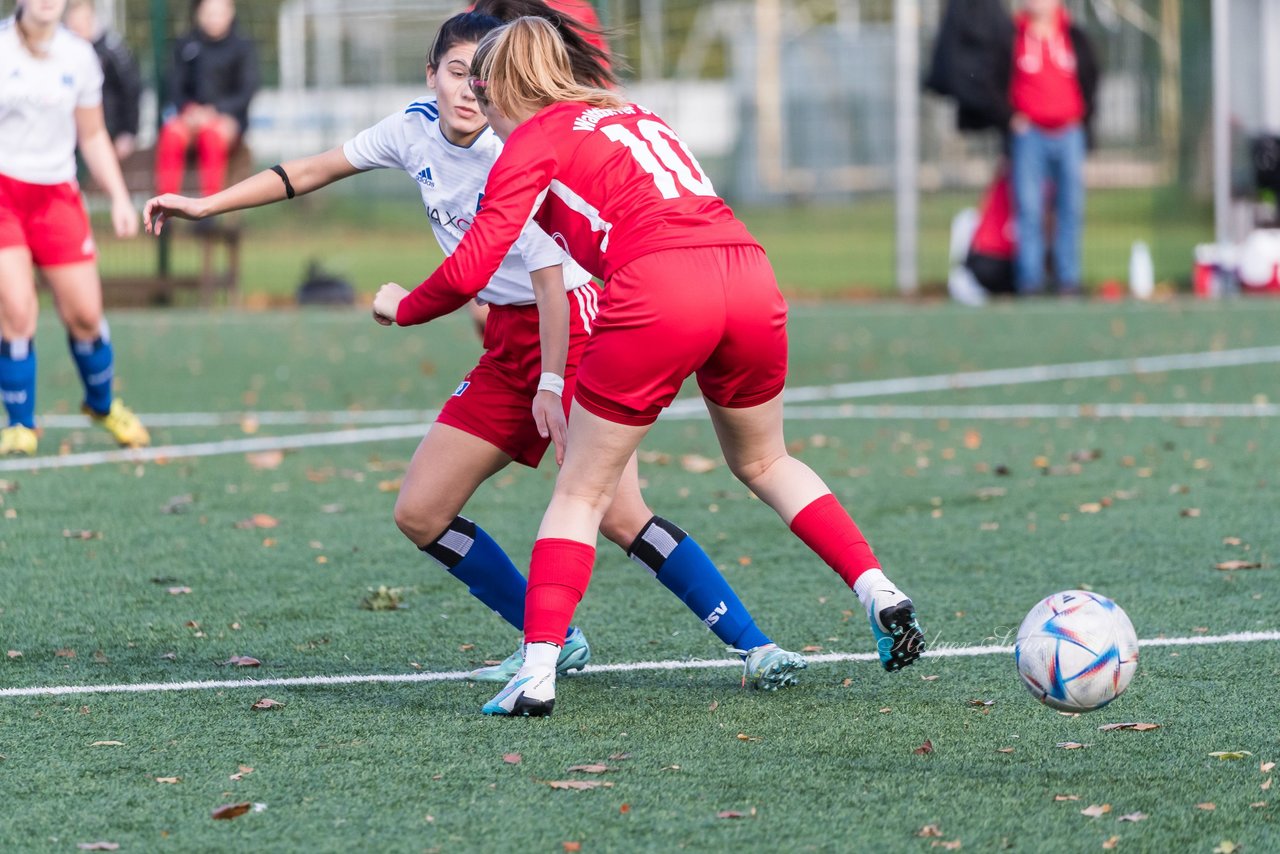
[64,312,103,342]
[392,497,450,548]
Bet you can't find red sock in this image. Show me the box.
[789,493,880,588]
[524,538,595,645]
[154,120,190,195]
[196,126,231,197]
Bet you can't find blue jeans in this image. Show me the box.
[1010,123,1086,293]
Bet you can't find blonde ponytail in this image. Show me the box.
[472,17,625,119]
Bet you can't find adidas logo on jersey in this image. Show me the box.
[415,167,435,188]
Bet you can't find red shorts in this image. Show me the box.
[575,245,788,426]
[436,283,600,467]
[0,172,96,267]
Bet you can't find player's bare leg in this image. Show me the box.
[43,261,148,447]
[705,393,924,672]
[0,248,39,454]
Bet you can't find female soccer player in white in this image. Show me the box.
[0,0,149,455]
[144,8,807,690]
[372,18,926,716]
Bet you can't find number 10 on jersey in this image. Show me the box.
[603,119,716,200]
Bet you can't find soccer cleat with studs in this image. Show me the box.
[737,643,808,691]
[0,424,38,456]
[870,597,925,672]
[482,659,557,716]
[468,626,591,682]
[83,399,150,448]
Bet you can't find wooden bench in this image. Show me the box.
[85,142,251,307]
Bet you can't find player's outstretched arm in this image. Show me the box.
[143,147,362,235]
[529,264,570,465]
[76,105,137,239]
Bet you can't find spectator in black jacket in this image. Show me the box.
[154,0,258,197]
[64,0,142,160]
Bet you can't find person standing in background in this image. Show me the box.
[154,0,258,198]
[0,0,149,455]
[1006,0,1098,295]
[63,0,141,162]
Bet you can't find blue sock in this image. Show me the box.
[629,516,772,652]
[68,323,114,415]
[422,517,530,631]
[0,338,36,428]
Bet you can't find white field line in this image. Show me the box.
[0,423,430,473]
[38,410,439,429]
[2,630,1277,699]
[776,402,1280,421]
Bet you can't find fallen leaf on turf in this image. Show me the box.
[62,529,102,540]
[841,678,853,688]
[1196,802,1216,811]
[360,586,405,611]
[932,842,962,851]
[235,514,278,530]
[1180,508,1201,518]
[251,698,284,710]
[161,494,194,514]
[211,802,252,820]
[917,824,943,838]
[546,780,608,790]
[1055,794,1081,802]
[879,707,892,714]
[1098,722,1160,732]
[160,652,176,661]
[377,478,403,492]
[967,699,996,707]
[802,645,823,652]
[223,656,261,667]
[717,811,746,819]
[1263,777,1273,791]
[914,740,934,755]
[155,776,181,784]
[56,648,76,658]
[920,674,940,682]
[1117,812,1147,822]
[680,454,718,474]
[1079,503,1103,514]
[736,733,761,742]
[997,747,1015,754]
[1102,836,1120,850]
[1209,751,1252,760]
[1262,761,1276,773]
[1058,742,1090,750]
[6,650,21,659]
[76,843,119,851]
[1212,842,1239,854]
[708,700,719,712]
[567,764,611,774]
[1251,802,1268,808]
[246,450,284,470]
[90,741,123,746]
[229,765,254,781]
[1223,536,1243,546]
[167,586,191,596]
[608,752,631,761]
[503,753,522,765]
[619,803,631,814]
[1080,804,1112,818]
[562,843,581,853]
[1215,560,1264,571]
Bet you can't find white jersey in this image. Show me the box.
[344,99,591,306]
[0,18,103,185]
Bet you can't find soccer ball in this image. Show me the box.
[1014,590,1139,713]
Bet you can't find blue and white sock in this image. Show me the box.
[629,516,772,653]
[68,321,114,416]
[422,516,546,635]
[0,337,36,428]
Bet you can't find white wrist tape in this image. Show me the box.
[537,372,565,396]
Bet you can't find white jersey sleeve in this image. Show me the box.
[516,225,574,274]
[342,111,409,172]
[74,35,103,109]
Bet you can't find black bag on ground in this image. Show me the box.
[296,261,355,306]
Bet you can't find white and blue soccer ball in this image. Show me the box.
[1015,590,1139,713]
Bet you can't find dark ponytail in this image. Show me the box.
[471,0,618,89]
[428,11,504,70]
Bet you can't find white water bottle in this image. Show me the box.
[1129,240,1154,299]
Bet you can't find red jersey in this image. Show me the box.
[397,101,759,326]
[1009,8,1085,131]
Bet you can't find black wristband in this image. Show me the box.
[271,164,296,200]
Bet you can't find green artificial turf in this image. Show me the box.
[1,301,1277,852]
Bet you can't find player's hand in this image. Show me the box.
[143,194,205,235]
[1010,112,1032,135]
[373,282,408,326]
[110,194,139,238]
[532,389,568,466]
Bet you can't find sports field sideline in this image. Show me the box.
[1,299,1277,851]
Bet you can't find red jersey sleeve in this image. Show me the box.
[395,123,560,326]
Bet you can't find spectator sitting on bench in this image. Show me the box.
[154,0,258,198]
[64,0,142,162]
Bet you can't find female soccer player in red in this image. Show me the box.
[0,0,149,455]
[145,7,805,690]
[371,17,926,716]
